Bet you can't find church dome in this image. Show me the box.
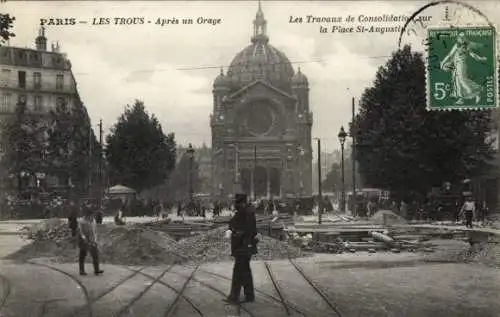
[226,2,295,93]
[291,67,308,86]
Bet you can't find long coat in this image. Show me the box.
[229,205,258,257]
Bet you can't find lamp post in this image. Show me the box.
[338,126,347,213]
[314,138,322,224]
[186,143,195,209]
[297,144,305,196]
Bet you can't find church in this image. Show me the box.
[210,2,313,199]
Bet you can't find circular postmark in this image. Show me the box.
[398,0,495,50]
[398,0,498,111]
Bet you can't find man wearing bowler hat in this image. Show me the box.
[226,193,258,303]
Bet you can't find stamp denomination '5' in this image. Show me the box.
[426,26,498,110]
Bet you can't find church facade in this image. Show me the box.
[210,3,313,199]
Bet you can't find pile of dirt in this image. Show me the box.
[177,226,310,263]
[9,220,309,265]
[8,223,186,266]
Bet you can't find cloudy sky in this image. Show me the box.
[4,0,500,152]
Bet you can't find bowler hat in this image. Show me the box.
[234,193,247,204]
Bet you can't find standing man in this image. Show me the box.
[67,200,79,237]
[459,195,476,229]
[77,208,104,276]
[226,193,258,303]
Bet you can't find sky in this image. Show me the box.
[4,0,500,152]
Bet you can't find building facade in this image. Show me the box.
[0,27,86,194]
[210,3,313,199]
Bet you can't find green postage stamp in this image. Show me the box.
[426,26,498,111]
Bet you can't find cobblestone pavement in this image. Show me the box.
[1,253,500,317]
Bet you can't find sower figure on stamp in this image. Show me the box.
[440,32,487,105]
[226,193,258,303]
[77,208,104,276]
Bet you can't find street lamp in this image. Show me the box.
[314,138,322,224]
[297,145,305,196]
[338,126,347,213]
[186,143,195,208]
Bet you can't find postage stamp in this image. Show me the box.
[426,26,498,111]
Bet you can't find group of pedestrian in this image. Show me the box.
[176,200,211,217]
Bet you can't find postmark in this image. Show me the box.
[426,26,497,110]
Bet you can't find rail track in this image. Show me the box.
[263,261,295,316]
[0,273,12,311]
[70,266,147,316]
[115,265,174,317]
[164,264,201,317]
[198,268,309,316]
[168,269,257,317]
[125,267,204,317]
[27,261,94,317]
[288,258,343,317]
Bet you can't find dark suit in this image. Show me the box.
[228,205,257,301]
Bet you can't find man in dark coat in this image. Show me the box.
[227,193,258,303]
[67,200,79,237]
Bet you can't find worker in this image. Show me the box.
[77,208,104,276]
[114,207,125,225]
[226,193,258,303]
[67,200,79,237]
[95,206,104,225]
[460,195,476,229]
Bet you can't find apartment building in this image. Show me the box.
[0,26,86,194]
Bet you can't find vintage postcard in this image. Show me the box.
[0,1,499,317]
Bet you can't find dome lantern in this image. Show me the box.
[226,1,295,92]
[251,0,269,45]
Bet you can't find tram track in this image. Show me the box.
[0,273,12,311]
[263,261,295,316]
[70,266,147,316]
[168,269,257,317]
[164,264,201,317]
[198,268,308,316]
[115,265,174,317]
[27,261,93,317]
[124,267,204,317]
[288,258,343,317]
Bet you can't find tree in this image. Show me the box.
[167,151,201,198]
[47,100,73,187]
[0,14,15,45]
[353,45,494,200]
[1,102,47,195]
[105,100,176,192]
[45,99,100,197]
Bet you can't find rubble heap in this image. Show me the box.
[177,226,308,263]
[20,218,71,241]
[9,218,309,265]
